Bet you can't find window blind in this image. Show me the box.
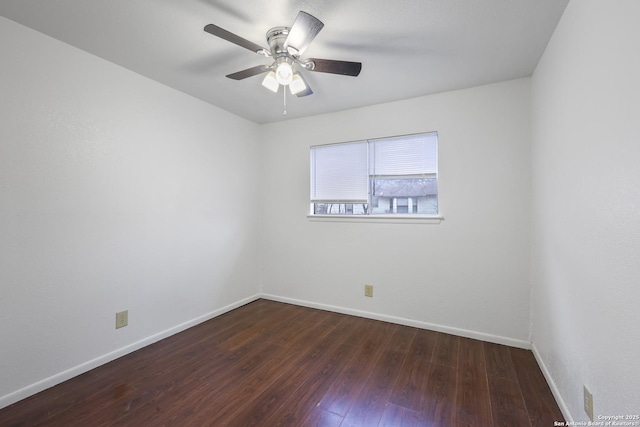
[370,132,438,177]
[310,141,368,202]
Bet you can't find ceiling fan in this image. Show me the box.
[204,11,362,97]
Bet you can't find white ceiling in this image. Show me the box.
[0,0,569,124]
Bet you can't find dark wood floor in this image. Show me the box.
[0,299,564,426]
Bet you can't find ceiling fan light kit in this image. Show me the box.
[261,71,279,93]
[274,57,294,85]
[289,74,307,95]
[204,11,362,103]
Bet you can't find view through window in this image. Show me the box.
[310,132,438,216]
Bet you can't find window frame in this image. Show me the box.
[309,132,443,223]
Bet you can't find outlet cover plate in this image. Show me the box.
[116,310,128,329]
[365,284,373,297]
[584,385,594,421]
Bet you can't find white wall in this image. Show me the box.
[12,2,639,419]
[531,0,640,421]
[0,17,260,407]
[260,79,532,346]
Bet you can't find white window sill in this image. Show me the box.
[307,215,444,224]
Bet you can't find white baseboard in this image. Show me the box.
[0,294,261,410]
[261,293,531,349]
[531,343,573,423]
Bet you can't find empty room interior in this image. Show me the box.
[1,0,639,425]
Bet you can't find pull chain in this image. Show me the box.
[283,86,287,115]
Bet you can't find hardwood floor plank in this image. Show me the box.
[265,314,371,426]
[509,347,566,425]
[484,342,518,381]
[315,322,394,417]
[39,384,139,427]
[386,324,418,354]
[339,351,404,426]
[265,342,358,426]
[419,363,457,426]
[431,331,459,368]
[268,308,338,350]
[301,408,344,427]
[225,317,354,426]
[0,300,565,427]
[487,375,531,427]
[162,317,337,425]
[113,304,311,425]
[387,352,430,412]
[335,315,378,350]
[378,402,425,427]
[216,301,306,351]
[386,327,438,411]
[81,302,316,426]
[341,324,415,426]
[119,343,278,425]
[410,328,438,361]
[455,337,493,427]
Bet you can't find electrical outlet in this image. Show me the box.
[364,284,374,297]
[116,310,128,329]
[584,385,594,421]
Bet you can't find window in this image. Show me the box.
[310,132,438,216]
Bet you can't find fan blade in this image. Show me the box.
[204,24,267,54]
[284,12,324,56]
[306,58,362,76]
[295,74,313,97]
[226,65,271,80]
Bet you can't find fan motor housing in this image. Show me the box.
[266,26,291,57]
